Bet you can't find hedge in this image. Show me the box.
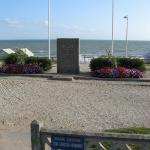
[4,51,52,72]
[90,57,146,72]
[25,57,52,71]
[117,58,146,72]
[4,50,28,64]
[90,57,116,71]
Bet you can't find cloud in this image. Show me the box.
[60,25,82,31]
[44,20,48,26]
[50,23,99,39]
[1,18,24,28]
[52,24,96,33]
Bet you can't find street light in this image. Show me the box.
[112,0,114,56]
[48,0,51,59]
[124,15,128,58]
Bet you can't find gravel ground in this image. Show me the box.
[0,76,150,131]
[0,76,150,150]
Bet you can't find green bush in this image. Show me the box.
[25,57,52,71]
[4,49,28,64]
[89,57,116,71]
[4,49,52,72]
[5,53,18,64]
[117,57,146,72]
[90,57,146,72]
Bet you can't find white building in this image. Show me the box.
[0,48,15,58]
[20,48,34,57]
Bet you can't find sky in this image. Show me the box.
[0,0,150,40]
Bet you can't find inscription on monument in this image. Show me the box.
[51,135,84,150]
[57,38,80,74]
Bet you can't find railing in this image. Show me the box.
[50,55,150,64]
[31,120,150,150]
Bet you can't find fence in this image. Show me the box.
[50,55,150,64]
[31,120,150,150]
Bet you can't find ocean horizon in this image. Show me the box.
[0,39,150,58]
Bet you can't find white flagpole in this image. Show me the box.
[112,0,114,56]
[48,0,51,59]
[124,15,128,58]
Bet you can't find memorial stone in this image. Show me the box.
[57,38,80,74]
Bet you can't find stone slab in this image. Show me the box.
[57,38,80,74]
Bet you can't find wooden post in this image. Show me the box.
[31,120,43,150]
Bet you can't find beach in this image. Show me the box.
[0,76,150,149]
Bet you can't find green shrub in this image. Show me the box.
[4,49,28,64]
[117,57,146,72]
[89,57,116,71]
[25,57,37,64]
[90,57,146,72]
[5,53,18,64]
[25,57,52,71]
[4,49,52,72]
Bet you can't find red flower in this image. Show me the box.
[0,64,42,74]
[92,67,143,78]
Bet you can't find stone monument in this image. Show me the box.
[57,38,80,74]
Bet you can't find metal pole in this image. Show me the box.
[48,0,51,59]
[112,0,114,56]
[124,16,128,58]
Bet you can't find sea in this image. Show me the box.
[0,40,150,62]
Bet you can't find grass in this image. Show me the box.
[87,128,150,150]
[105,127,150,134]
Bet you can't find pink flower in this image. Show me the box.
[92,67,143,78]
[0,64,42,74]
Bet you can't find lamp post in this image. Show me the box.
[124,15,128,58]
[48,0,51,59]
[112,0,114,56]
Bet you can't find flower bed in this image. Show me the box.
[0,64,42,74]
[90,57,146,72]
[92,67,143,78]
[4,50,52,72]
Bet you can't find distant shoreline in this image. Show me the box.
[0,39,150,42]
[0,40,149,57]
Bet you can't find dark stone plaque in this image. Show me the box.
[57,38,80,74]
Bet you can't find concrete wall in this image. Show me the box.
[57,38,80,74]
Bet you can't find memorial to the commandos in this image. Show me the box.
[57,38,80,74]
